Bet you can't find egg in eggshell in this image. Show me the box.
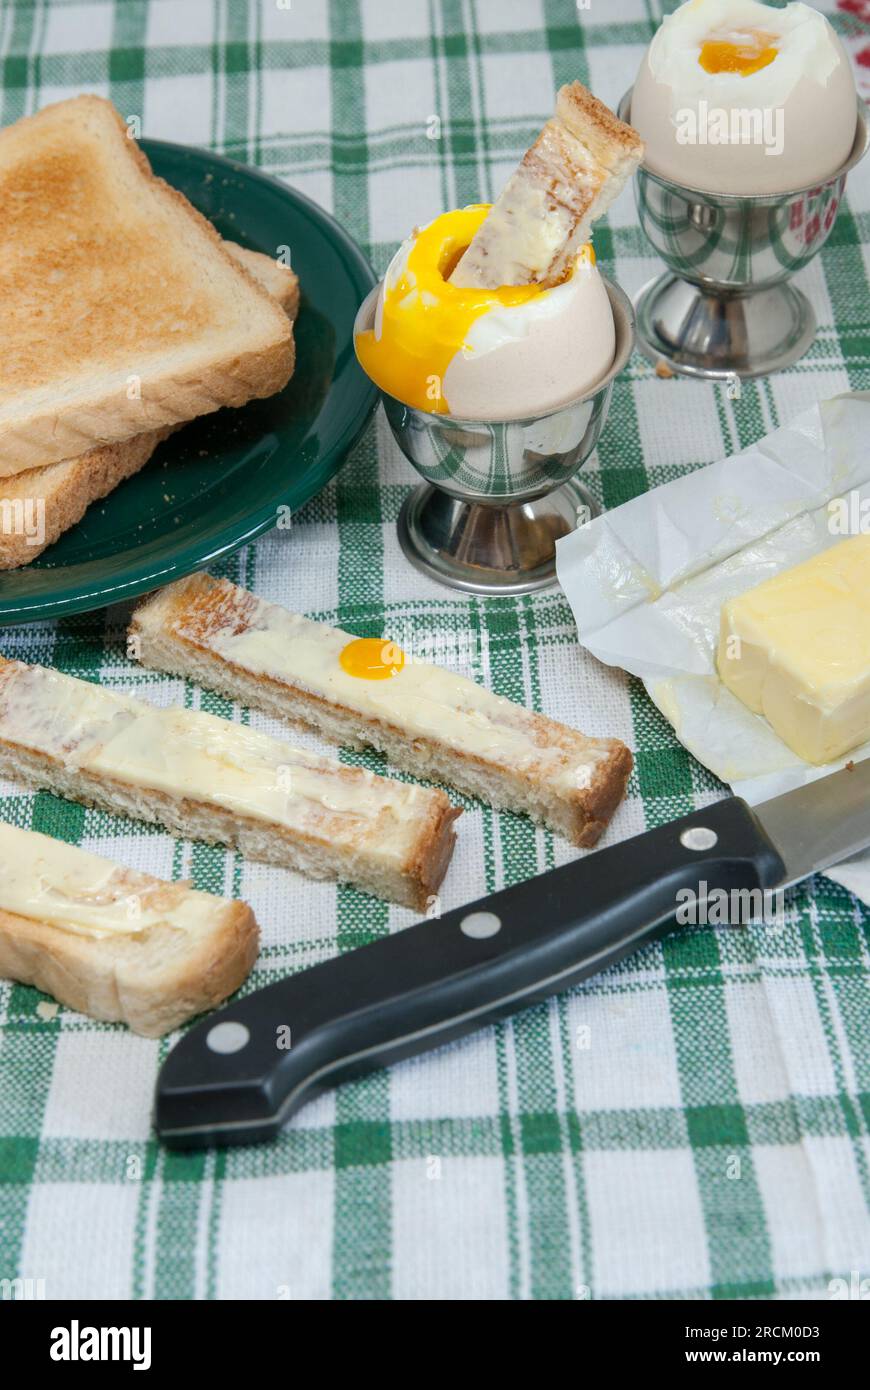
[631,0,858,196]
[355,205,615,421]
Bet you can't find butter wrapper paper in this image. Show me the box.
[556,392,870,903]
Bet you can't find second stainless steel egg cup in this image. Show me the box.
[354,277,635,596]
[619,90,869,381]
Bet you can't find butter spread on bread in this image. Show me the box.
[0,821,258,1036]
[0,823,216,938]
[131,574,633,847]
[0,660,459,910]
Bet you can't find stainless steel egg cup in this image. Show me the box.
[618,90,869,380]
[354,277,635,595]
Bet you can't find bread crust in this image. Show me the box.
[0,97,295,473]
[555,81,645,167]
[0,431,167,569]
[226,245,300,321]
[0,898,258,1036]
[0,337,294,477]
[131,574,633,848]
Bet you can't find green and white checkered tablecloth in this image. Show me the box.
[1,0,869,1302]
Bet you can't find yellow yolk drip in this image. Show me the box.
[339,637,405,681]
[355,205,594,415]
[699,32,778,76]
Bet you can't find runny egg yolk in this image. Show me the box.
[698,31,778,76]
[355,204,595,415]
[339,637,405,681]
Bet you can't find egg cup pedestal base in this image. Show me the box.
[634,273,816,381]
[397,480,599,596]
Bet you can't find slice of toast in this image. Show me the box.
[130,574,633,847]
[227,244,300,321]
[0,96,295,475]
[0,244,299,571]
[0,820,259,1036]
[0,658,459,910]
[0,431,169,571]
[450,82,644,289]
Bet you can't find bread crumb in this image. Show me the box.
[655,361,674,379]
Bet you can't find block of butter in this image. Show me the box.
[717,535,870,765]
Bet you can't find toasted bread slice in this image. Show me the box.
[451,82,644,289]
[0,432,168,571]
[0,820,259,1036]
[130,574,633,847]
[227,244,300,321]
[0,243,299,571]
[0,96,294,475]
[0,659,459,910]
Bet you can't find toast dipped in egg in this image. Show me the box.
[450,81,644,290]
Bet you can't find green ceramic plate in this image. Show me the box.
[0,140,378,625]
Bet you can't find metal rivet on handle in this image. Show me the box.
[680,827,718,852]
[206,1021,250,1054]
[460,911,502,940]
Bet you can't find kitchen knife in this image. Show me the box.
[154,759,870,1148]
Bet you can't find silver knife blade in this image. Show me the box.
[754,756,870,889]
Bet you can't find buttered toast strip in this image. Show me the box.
[0,96,294,475]
[0,821,258,1036]
[131,575,633,847]
[451,82,644,289]
[0,244,298,572]
[0,661,459,910]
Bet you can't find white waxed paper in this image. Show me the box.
[556,392,870,903]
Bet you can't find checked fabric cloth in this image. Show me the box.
[1,0,869,1302]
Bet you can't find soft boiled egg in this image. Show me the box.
[354,204,615,420]
[631,0,858,195]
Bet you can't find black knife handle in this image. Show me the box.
[155,797,784,1147]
